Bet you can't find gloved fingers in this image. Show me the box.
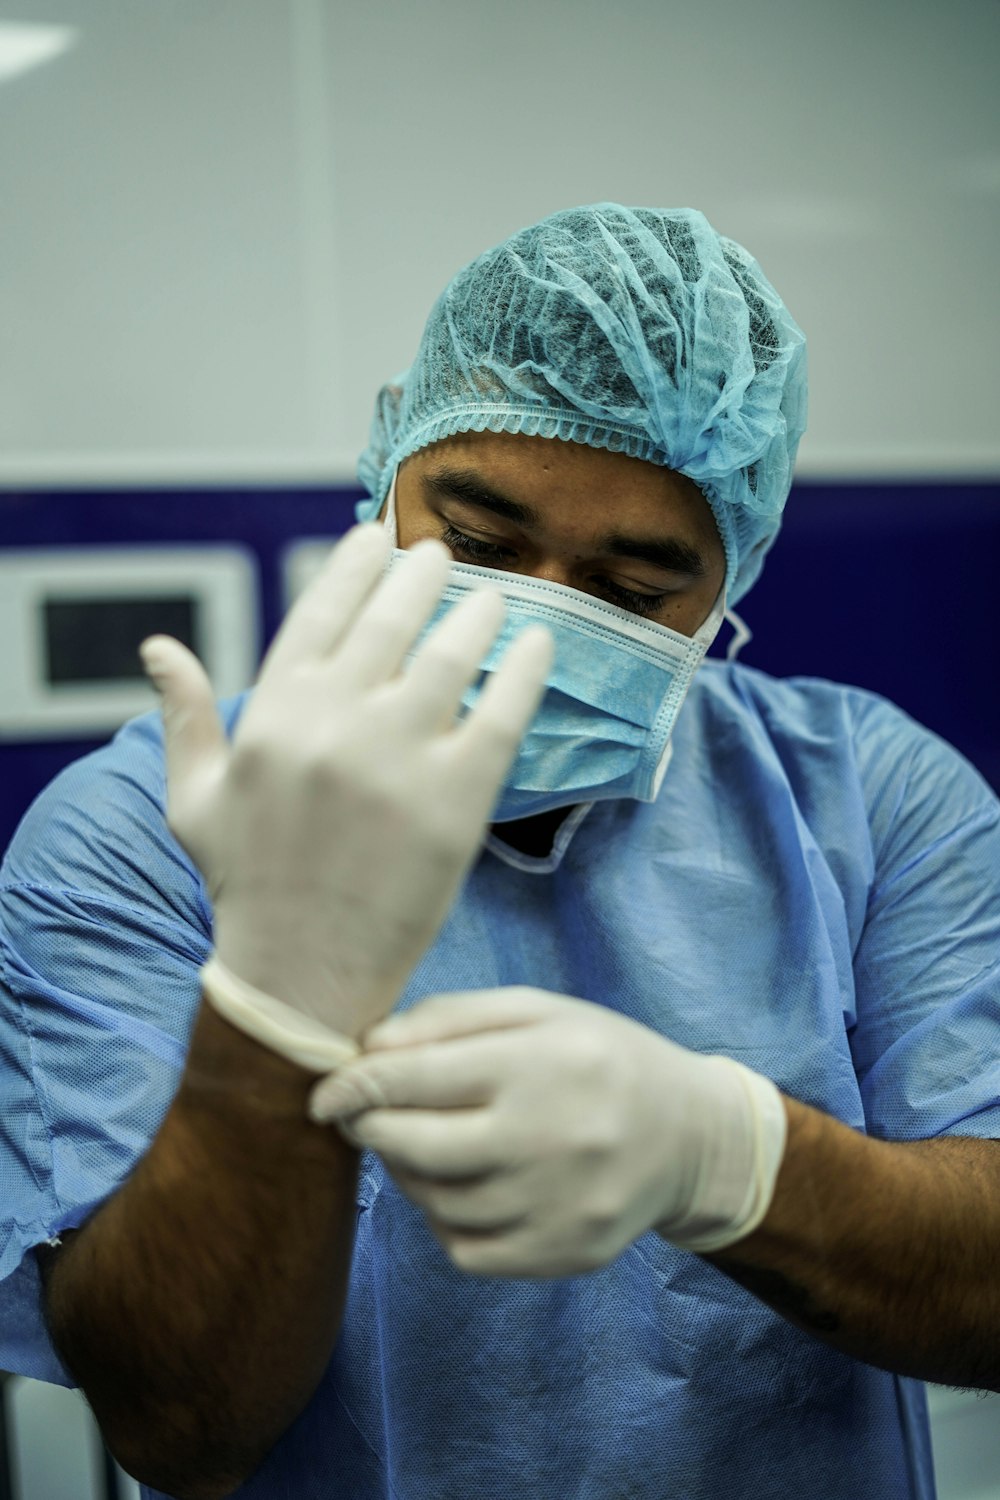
[390,1165,527,1232]
[452,624,553,780]
[259,523,388,683]
[334,538,454,689]
[331,1107,505,1179]
[437,1212,626,1272]
[309,1030,530,1124]
[398,588,505,732]
[140,634,229,807]
[430,1222,585,1280]
[363,986,567,1051]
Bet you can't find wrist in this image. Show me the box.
[179,1001,339,1128]
[656,1056,788,1253]
[212,918,403,1043]
[201,956,361,1076]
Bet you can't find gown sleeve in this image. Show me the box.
[846,691,1000,1141]
[0,706,221,1382]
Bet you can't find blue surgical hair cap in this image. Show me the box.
[356,204,807,605]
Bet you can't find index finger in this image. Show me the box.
[312,1032,512,1119]
[259,523,389,683]
[337,1107,505,1181]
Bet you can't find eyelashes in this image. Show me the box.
[439,524,670,618]
[440,524,510,567]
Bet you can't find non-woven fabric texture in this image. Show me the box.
[356,204,808,604]
[3,668,1000,1496]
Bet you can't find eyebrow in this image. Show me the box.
[424,468,707,577]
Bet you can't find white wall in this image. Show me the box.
[1,0,997,486]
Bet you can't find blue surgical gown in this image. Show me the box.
[2,662,999,1500]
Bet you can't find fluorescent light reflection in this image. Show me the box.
[0,21,78,84]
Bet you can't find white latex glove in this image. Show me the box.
[140,525,552,1042]
[308,987,788,1276]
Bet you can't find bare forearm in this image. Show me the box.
[41,1001,361,1500]
[692,1097,1000,1390]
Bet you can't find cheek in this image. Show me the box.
[663,546,726,633]
[656,583,720,635]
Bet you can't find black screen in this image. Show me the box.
[43,596,200,684]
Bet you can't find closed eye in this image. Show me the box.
[440,524,513,567]
[440,524,673,618]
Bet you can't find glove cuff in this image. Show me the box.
[201,955,361,1075]
[664,1058,788,1254]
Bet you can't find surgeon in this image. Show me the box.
[1,205,999,1500]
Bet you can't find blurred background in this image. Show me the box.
[0,1,998,1496]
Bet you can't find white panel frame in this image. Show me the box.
[0,546,258,739]
[280,534,340,612]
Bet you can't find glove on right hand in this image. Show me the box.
[141,523,552,1041]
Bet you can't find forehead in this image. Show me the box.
[404,430,722,551]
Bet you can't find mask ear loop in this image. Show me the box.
[725,608,752,662]
[379,467,400,553]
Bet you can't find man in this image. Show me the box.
[1,205,998,1500]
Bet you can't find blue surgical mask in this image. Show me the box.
[381,472,725,823]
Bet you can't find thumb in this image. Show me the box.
[140,634,228,807]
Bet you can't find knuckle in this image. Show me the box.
[228,732,271,785]
[298,746,347,793]
[565,1029,611,1085]
[581,1191,623,1238]
[570,1100,624,1164]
